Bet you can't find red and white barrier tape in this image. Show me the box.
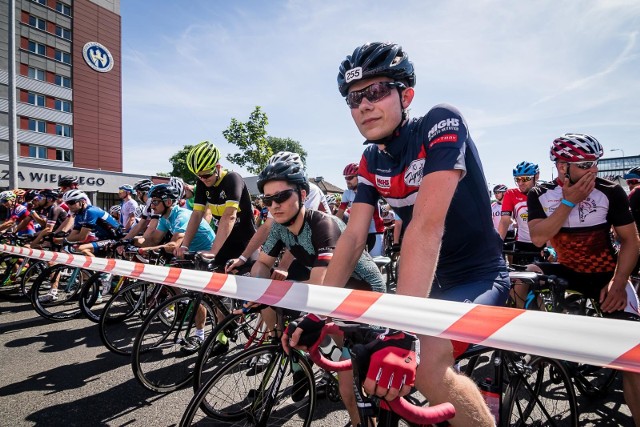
[3,244,639,373]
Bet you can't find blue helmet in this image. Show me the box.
[624,167,640,180]
[513,161,539,177]
[119,184,134,193]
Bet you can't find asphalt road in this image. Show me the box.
[0,296,635,426]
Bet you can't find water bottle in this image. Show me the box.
[318,335,342,362]
[478,377,500,424]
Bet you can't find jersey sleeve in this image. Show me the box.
[606,185,635,227]
[262,224,285,258]
[193,181,208,211]
[156,217,169,233]
[527,187,546,221]
[353,155,379,207]
[421,104,469,177]
[221,172,243,210]
[310,216,341,268]
[501,190,516,215]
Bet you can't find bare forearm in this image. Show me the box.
[210,216,235,255]
[397,220,443,298]
[529,206,572,247]
[323,231,365,287]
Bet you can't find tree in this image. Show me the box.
[223,106,308,174]
[266,136,308,165]
[223,106,272,175]
[166,144,196,184]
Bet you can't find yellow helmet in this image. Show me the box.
[186,141,221,175]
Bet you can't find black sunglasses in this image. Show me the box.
[67,200,79,206]
[197,171,217,180]
[346,82,405,109]
[262,189,295,207]
[150,199,163,206]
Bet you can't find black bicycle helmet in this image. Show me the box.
[257,161,310,194]
[133,179,154,193]
[338,42,416,97]
[493,184,508,193]
[148,184,180,201]
[39,189,60,200]
[58,175,78,187]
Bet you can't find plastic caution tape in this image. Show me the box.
[3,244,639,373]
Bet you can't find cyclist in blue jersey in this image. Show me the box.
[63,190,122,257]
[285,42,507,426]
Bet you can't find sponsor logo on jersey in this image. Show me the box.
[429,133,458,148]
[82,42,114,73]
[578,198,597,222]
[376,175,391,189]
[404,159,425,187]
[427,118,460,140]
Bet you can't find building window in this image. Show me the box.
[56,149,72,162]
[54,74,71,88]
[55,50,71,64]
[28,67,45,81]
[28,119,46,133]
[54,99,71,112]
[32,0,47,5]
[28,15,46,30]
[28,145,48,159]
[55,124,72,137]
[56,2,71,16]
[28,40,46,56]
[27,92,45,107]
[55,25,71,40]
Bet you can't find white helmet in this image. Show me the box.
[109,205,121,216]
[63,189,88,203]
[268,151,304,169]
[168,176,185,199]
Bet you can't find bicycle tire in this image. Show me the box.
[20,260,47,299]
[0,255,23,298]
[131,293,219,393]
[180,344,316,426]
[29,265,91,321]
[193,311,266,407]
[502,355,578,427]
[79,272,129,323]
[99,281,177,356]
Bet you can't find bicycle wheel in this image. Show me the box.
[79,272,129,323]
[502,355,578,427]
[131,293,218,393]
[180,344,315,426]
[99,281,177,355]
[0,255,23,298]
[20,260,47,299]
[30,265,91,321]
[193,310,265,390]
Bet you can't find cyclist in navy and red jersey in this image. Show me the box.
[527,133,640,425]
[284,42,508,426]
[499,161,545,265]
[0,190,36,235]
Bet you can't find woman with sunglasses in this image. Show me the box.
[527,133,640,425]
[498,161,545,267]
[285,42,508,427]
[252,158,385,426]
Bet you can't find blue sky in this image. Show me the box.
[120,0,640,190]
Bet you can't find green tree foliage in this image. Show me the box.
[223,106,308,174]
[167,144,196,184]
[267,136,308,166]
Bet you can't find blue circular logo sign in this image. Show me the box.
[82,42,114,73]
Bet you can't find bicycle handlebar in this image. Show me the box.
[307,323,456,425]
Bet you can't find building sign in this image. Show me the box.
[1,170,105,187]
[82,42,114,73]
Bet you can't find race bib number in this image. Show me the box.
[345,67,362,83]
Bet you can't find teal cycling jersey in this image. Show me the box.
[157,205,215,252]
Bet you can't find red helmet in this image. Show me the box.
[343,163,359,177]
[550,133,603,162]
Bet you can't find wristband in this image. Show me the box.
[561,199,576,208]
[238,255,247,263]
[180,245,189,250]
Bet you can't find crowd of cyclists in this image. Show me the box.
[2,41,640,426]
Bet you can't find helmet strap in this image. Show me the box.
[284,188,304,227]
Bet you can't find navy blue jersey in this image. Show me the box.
[73,205,122,240]
[354,103,505,286]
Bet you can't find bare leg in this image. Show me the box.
[623,371,640,426]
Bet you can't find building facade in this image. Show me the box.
[0,0,156,208]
